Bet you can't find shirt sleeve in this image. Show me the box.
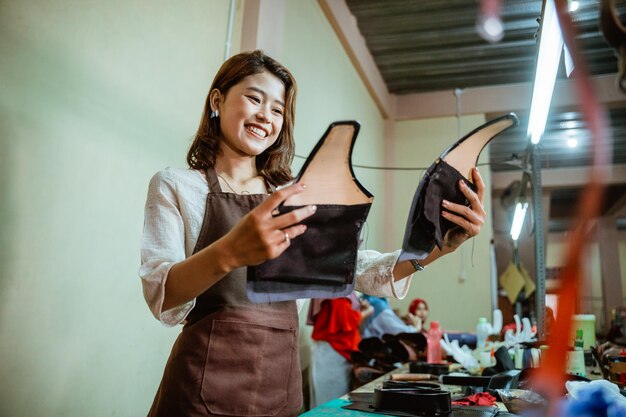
[139,170,195,327]
[354,249,413,299]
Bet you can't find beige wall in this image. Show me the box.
[0,1,231,416]
[546,232,604,327]
[387,115,495,332]
[546,229,626,331]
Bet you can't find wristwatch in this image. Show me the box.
[409,259,426,272]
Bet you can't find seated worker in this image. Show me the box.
[307,293,373,408]
[360,295,420,339]
[404,298,430,335]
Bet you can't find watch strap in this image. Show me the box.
[409,259,426,272]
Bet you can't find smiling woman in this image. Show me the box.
[139,50,487,417]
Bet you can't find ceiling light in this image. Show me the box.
[527,0,563,144]
[564,44,574,76]
[510,202,528,241]
[569,1,580,12]
[567,137,578,148]
[480,16,504,41]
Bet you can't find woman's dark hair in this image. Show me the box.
[187,50,297,185]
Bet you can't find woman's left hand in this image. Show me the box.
[440,167,486,252]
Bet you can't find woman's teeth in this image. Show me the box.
[246,125,267,138]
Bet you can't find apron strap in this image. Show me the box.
[205,167,222,193]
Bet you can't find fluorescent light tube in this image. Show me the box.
[510,202,529,241]
[527,0,564,144]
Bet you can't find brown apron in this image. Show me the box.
[148,167,302,417]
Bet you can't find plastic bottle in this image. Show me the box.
[427,321,443,363]
[574,329,584,350]
[566,329,586,377]
[476,317,490,349]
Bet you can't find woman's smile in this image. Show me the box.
[244,123,270,139]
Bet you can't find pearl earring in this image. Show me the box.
[210,109,219,119]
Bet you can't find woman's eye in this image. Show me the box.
[272,108,283,116]
[247,95,261,104]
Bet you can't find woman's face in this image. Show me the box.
[415,302,428,322]
[216,71,286,158]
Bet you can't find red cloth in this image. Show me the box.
[311,298,361,361]
[451,392,497,406]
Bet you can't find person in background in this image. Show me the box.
[360,295,420,339]
[544,306,555,337]
[307,293,373,408]
[404,298,429,334]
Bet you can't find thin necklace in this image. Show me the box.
[216,172,251,195]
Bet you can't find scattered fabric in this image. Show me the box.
[452,392,497,406]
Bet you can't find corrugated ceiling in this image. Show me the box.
[345,0,626,222]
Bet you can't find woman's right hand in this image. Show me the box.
[219,183,317,270]
[163,183,315,311]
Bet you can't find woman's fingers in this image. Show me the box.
[229,182,317,265]
[256,183,307,217]
[441,210,477,236]
[281,224,308,241]
[471,167,486,203]
[273,204,317,230]
[254,182,317,229]
[442,196,482,225]
[441,174,486,237]
[461,181,486,218]
[272,224,308,249]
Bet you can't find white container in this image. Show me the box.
[476,317,490,349]
[566,349,586,377]
[480,350,494,367]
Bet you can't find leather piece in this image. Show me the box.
[401,159,477,260]
[424,160,478,248]
[247,121,373,302]
[249,204,370,286]
[345,388,500,417]
[399,113,519,263]
[382,381,441,390]
[343,402,499,417]
[347,384,452,416]
[409,361,450,376]
[373,387,452,416]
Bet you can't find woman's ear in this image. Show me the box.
[209,88,222,113]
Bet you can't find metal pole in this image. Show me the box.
[531,143,546,340]
[490,239,498,312]
[224,0,237,61]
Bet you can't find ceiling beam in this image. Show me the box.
[318,0,395,119]
[491,163,626,191]
[395,74,626,120]
[240,0,286,59]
